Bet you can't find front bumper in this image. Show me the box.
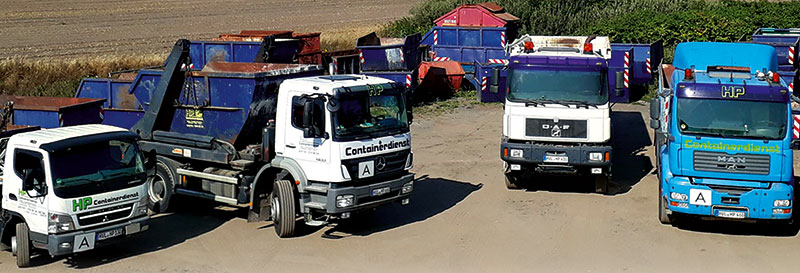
[500,140,612,173]
[664,176,793,220]
[41,215,150,256]
[325,173,414,214]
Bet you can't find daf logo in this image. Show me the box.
[542,124,570,137]
[375,156,386,171]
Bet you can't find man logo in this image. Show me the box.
[717,156,745,163]
[721,86,746,98]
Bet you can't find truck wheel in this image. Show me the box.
[594,175,609,195]
[14,222,30,268]
[148,161,174,213]
[658,184,672,224]
[504,172,521,190]
[271,180,296,238]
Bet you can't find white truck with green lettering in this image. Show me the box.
[0,124,150,267]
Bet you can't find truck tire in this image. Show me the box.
[148,161,174,213]
[659,185,672,224]
[15,222,30,268]
[271,180,296,238]
[594,175,609,195]
[504,172,521,190]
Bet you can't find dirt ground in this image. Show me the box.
[1,103,799,272]
[0,0,421,59]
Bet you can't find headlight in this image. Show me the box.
[134,198,149,217]
[402,181,414,194]
[48,213,75,234]
[341,164,352,180]
[589,152,603,161]
[405,152,414,170]
[670,192,688,201]
[510,149,523,158]
[774,199,791,207]
[336,194,354,208]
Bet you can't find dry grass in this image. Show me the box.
[0,26,383,97]
[0,54,164,97]
[320,25,384,51]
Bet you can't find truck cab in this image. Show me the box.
[273,75,415,220]
[499,35,616,193]
[651,42,795,224]
[0,124,150,267]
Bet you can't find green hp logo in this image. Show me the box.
[721,86,745,98]
[72,197,92,212]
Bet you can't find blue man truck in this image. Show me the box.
[650,42,796,224]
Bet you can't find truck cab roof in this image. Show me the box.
[9,124,136,152]
[670,42,788,103]
[673,42,778,71]
[280,75,397,95]
[508,35,612,60]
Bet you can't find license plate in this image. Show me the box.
[543,155,568,163]
[372,186,391,196]
[716,210,747,219]
[97,228,124,240]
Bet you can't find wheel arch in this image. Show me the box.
[0,211,25,247]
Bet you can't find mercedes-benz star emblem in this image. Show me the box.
[375,156,386,171]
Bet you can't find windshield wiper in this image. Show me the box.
[559,100,598,109]
[57,177,98,187]
[517,98,571,108]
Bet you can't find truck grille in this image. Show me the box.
[342,150,410,184]
[525,118,587,138]
[77,204,133,226]
[693,150,770,175]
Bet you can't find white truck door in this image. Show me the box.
[8,148,49,234]
[283,95,331,180]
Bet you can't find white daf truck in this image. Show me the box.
[499,36,618,193]
[0,124,150,267]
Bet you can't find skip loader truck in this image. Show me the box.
[499,35,660,193]
[0,124,151,267]
[135,40,414,238]
[650,42,796,224]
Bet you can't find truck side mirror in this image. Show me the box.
[144,153,157,177]
[649,98,661,129]
[302,99,325,138]
[490,68,500,94]
[22,169,35,191]
[614,71,624,97]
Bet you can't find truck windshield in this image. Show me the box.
[50,139,146,198]
[507,69,608,105]
[333,89,409,140]
[677,98,787,140]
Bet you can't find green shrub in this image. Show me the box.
[383,0,800,55]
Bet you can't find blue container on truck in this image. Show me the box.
[188,38,301,69]
[650,42,796,224]
[0,96,105,128]
[75,36,302,128]
[157,61,322,147]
